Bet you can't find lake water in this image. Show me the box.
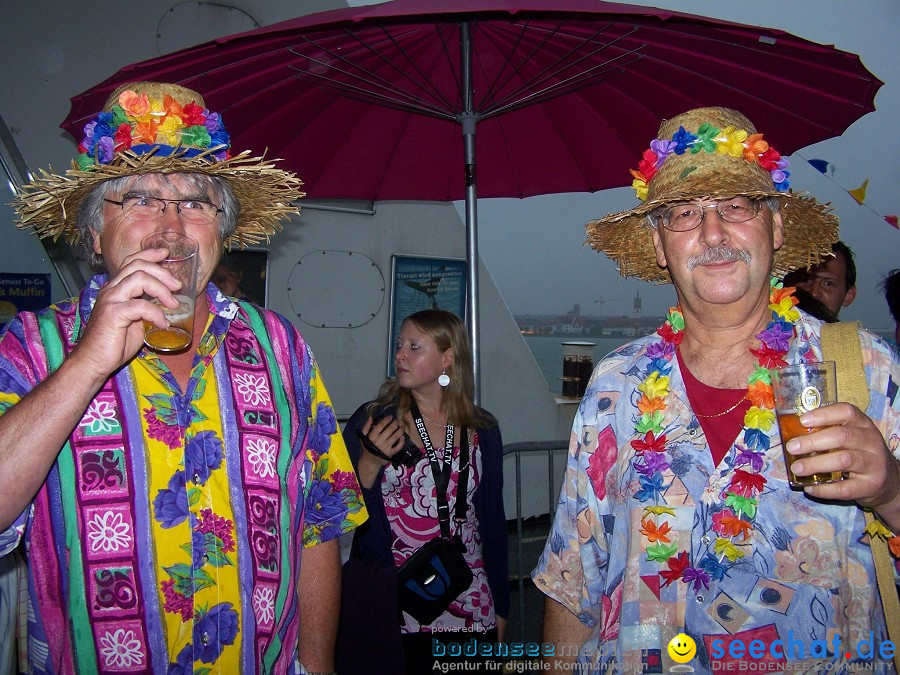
[524,335,630,395]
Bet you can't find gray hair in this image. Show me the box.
[644,195,781,230]
[76,172,238,272]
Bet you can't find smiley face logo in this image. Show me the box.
[667,633,697,664]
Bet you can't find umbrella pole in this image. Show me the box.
[460,20,481,405]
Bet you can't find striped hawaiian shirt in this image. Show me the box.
[0,276,366,674]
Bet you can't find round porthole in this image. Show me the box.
[287,250,385,328]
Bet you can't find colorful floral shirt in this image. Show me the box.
[0,276,367,674]
[533,312,900,674]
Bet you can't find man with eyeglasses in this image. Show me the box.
[0,82,366,674]
[534,107,900,674]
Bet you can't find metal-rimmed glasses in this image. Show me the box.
[104,196,223,225]
[660,196,763,232]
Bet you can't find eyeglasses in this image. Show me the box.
[660,197,763,232]
[104,196,223,224]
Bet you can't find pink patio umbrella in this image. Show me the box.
[63,0,882,396]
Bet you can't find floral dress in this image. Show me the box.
[0,277,367,674]
[382,431,496,633]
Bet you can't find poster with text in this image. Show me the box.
[387,255,466,377]
[0,274,52,326]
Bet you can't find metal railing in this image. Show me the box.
[501,439,569,642]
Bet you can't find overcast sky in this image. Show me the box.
[449,0,900,334]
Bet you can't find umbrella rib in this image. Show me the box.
[289,36,455,119]
[340,24,460,113]
[290,38,448,115]
[394,22,460,113]
[287,62,456,120]
[485,51,644,119]
[476,18,543,110]
[482,23,643,116]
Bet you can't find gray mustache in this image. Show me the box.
[687,246,751,270]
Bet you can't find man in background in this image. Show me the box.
[783,240,857,319]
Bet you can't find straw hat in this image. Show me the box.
[13,81,305,248]
[585,107,838,283]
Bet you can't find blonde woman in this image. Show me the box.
[337,310,508,674]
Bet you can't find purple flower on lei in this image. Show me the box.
[758,319,792,352]
[204,112,222,133]
[734,446,764,473]
[184,431,224,486]
[647,339,676,360]
[167,644,193,675]
[96,136,115,164]
[683,566,711,591]
[649,138,677,167]
[309,402,337,453]
[772,170,791,191]
[153,473,189,528]
[193,602,239,664]
[671,126,697,155]
[81,121,98,154]
[635,452,669,476]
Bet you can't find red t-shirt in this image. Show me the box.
[677,349,751,466]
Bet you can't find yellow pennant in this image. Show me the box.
[848,179,869,205]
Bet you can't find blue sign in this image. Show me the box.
[387,255,466,377]
[0,273,52,325]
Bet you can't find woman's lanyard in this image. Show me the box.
[410,402,469,543]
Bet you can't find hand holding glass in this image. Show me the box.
[140,231,199,352]
[772,361,844,487]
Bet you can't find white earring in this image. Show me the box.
[438,369,451,387]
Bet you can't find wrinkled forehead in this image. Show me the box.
[113,172,215,198]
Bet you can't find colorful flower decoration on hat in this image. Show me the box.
[75,90,231,171]
[629,124,791,201]
[631,277,808,593]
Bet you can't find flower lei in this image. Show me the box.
[629,123,790,201]
[76,89,231,170]
[632,278,799,592]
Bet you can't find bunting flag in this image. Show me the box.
[796,152,896,232]
[848,179,869,205]
[807,158,833,175]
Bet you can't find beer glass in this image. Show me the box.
[141,231,199,351]
[772,361,843,487]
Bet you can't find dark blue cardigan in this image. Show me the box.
[342,402,510,619]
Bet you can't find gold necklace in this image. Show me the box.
[692,395,747,418]
[420,411,448,427]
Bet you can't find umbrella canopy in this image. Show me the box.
[62,0,882,394]
[64,0,881,200]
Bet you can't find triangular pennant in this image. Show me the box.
[807,158,830,174]
[885,215,898,229]
[641,574,661,600]
[848,179,869,205]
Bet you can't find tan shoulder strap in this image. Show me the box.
[821,321,900,668]
[820,321,870,412]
